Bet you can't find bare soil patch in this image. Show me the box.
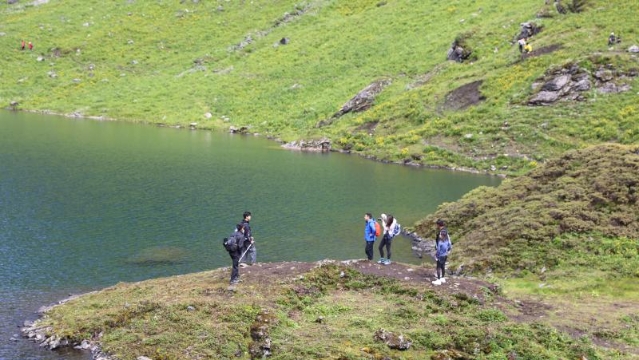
[524,43,562,59]
[440,80,486,112]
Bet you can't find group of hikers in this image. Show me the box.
[20,40,34,51]
[223,211,453,287]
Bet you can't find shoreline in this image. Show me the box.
[7,108,507,179]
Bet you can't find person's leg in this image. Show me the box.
[247,245,256,265]
[365,241,374,260]
[378,235,387,260]
[385,238,392,261]
[440,256,447,283]
[230,252,240,283]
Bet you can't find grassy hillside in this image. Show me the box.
[1,0,638,174]
[414,144,639,354]
[415,143,639,274]
[30,261,636,359]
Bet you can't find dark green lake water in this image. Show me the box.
[0,111,500,359]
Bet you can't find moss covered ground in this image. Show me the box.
[1,0,638,174]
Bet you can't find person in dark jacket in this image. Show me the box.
[229,224,246,285]
[239,211,255,267]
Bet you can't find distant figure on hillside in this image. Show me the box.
[518,38,527,53]
[608,32,621,46]
[432,229,452,286]
[378,213,400,265]
[524,42,532,54]
[363,213,377,261]
[28,41,33,51]
[21,40,25,50]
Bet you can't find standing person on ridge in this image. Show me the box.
[21,40,25,50]
[378,213,398,265]
[228,224,246,285]
[239,211,255,267]
[363,213,377,261]
[432,229,452,286]
[28,41,33,51]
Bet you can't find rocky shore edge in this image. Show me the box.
[20,291,119,360]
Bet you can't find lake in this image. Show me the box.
[0,111,500,359]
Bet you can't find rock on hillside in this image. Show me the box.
[415,144,639,273]
[529,63,637,105]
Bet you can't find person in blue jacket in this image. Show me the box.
[432,229,452,285]
[363,212,377,260]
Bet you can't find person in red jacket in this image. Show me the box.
[21,40,25,50]
[28,41,33,51]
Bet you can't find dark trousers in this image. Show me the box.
[229,250,241,283]
[365,241,374,260]
[436,256,447,279]
[378,234,392,259]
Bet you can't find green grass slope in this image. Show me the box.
[415,143,638,274]
[1,0,638,174]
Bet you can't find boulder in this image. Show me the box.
[317,79,390,127]
[597,83,631,94]
[572,78,591,92]
[541,74,570,91]
[628,45,639,53]
[594,69,613,82]
[529,91,561,105]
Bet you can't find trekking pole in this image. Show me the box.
[238,243,253,263]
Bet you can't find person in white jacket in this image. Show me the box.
[378,213,398,265]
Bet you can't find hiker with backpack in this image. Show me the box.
[239,211,255,267]
[224,224,246,285]
[432,229,452,286]
[363,213,377,261]
[378,213,401,265]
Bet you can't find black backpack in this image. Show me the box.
[223,234,238,252]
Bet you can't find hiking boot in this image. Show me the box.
[383,259,391,265]
[431,279,442,286]
[239,263,248,268]
[440,277,446,283]
[230,279,240,285]
[377,258,386,264]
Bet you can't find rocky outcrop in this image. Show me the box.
[516,22,543,40]
[282,138,331,152]
[229,125,250,134]
[316,79,391,127]
[21,292,115,359]
[528,63,636,105]
[373,328,412,350]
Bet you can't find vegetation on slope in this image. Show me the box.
[35,262,633,360]
[415,143,639,274]
[1,0,638,174]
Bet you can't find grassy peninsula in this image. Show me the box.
[1,0,638,174]
[28,144,639,359]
